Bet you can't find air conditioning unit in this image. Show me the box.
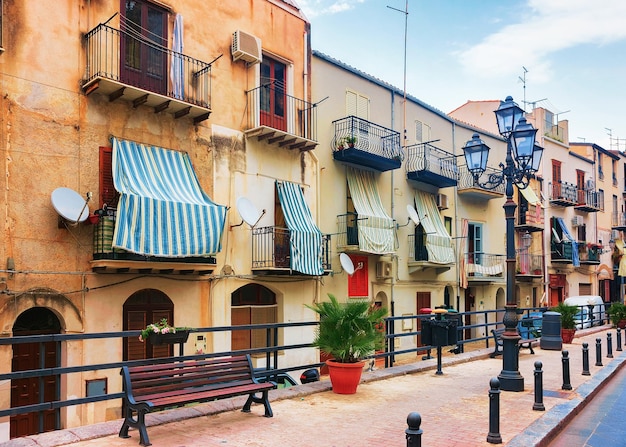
[612,229,621,240]
[571,216,584,227]
[436,193,449,210]
[376,261,392,279]
[232,30,262,64]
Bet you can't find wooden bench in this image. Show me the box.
[489,328,537,358]
[119,354,276,446]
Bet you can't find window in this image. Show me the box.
[444,216,452,236]
[468,223,483,265]
[613,160,618,186]
[346,89,369,120]
[598,153,604,179]
[120,0,168,94]
[552,160,562,198]
[99,146,119,208]
[231,284,278,352]
[577,224,586,242]
[260,56,287,131]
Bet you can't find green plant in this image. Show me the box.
[139,318,190,342]
[607,302,626,327]
[344,135,357,146]
[307,293,386,363]
[551,302,578,330]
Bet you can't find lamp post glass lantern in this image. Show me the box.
[463,96,543,392]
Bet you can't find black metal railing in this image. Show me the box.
[246,83,317,142]
[516,252,544,275]
[579,244,601,263]
[464,253,506,277]
[331,116,402,159]
[405,142,457,180]
[551,241,574,261]
[576,188,602,209]
[458,165,506,194]
[251,226,331,271]
[336,213,396,250]
[83,23,212,108]
[549,181,577,202]
[613,212,626,228]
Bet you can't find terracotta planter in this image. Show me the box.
[618,320,626,330]
[148,330,190,345]
[326,359,365,394]
[561,328,576,344]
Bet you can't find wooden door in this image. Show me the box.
[260,57,286,131]
[416,292,431,349]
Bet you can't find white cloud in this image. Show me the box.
[297,0,366,19]
[459,0,626,82]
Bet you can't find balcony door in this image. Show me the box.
[468,223,483,267]
[120,0,168,95]
[260,56,286,131]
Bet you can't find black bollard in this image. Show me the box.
[487,378,502,444]
[561,351,572,390]
[436,346,443,375]
[607,333,614,359]
[405,412,422,447]
[617,328,622,352]
[582,342,590,376]
[595,338,603,367]
[533,360,545,411]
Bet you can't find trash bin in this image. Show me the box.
[540,311,562,350]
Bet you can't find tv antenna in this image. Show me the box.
[387,1,409,147]
[526,98,547,111]
[518,66,528,111]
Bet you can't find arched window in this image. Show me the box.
[231,284,277,352]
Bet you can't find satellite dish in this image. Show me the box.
[407,204,420,225]
[234,196,265,228]
[51,187,90,225]
[339,253,355,276]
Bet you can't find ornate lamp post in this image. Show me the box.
[462,96,543,391]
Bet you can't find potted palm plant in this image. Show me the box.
[607,302,626,329]
[552,302,578,343]
[307,294,386,394]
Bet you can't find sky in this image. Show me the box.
[298,0,626,151]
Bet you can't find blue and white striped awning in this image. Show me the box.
[346,167,395,254]
[414,191,454,264]
[276,180,324,275]
[111,137,227,257]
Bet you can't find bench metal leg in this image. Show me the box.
[119,406,151,446]
[490,343,503,358]
[243,391,274,417]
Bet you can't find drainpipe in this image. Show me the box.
[452,122,461,311]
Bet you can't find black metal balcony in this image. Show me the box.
[245,83,318,151]
[612,213,626,230]
[336,213,396,254]
[251,226,331,275]
[464,253,505,282]
[407,234,452,273]
[91,216,216,275]
[457,165,505,199]
[405,142,457,187]
[575,188,603,212]
[549,181,577,207]
[82,23,213,123]
[579,244,601,265]
[332,116,402,172]
[551,241,574,263]
[516,253,544,280]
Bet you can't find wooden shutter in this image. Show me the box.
[99,146,119,208]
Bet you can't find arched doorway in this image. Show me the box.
[231,284,277,352]
[11,307,61,438]
[123,289,174,360]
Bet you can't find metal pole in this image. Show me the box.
[436,345,443,375]
[607,333,614,358]
[487,378,502,444]
[533,361,545,411]
[595,338,603,367]
[617,328,622,352]
[561,351,572,390]
[405,412,422,447]
[582,342,590,376]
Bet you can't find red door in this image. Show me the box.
[260,57,286,131]
[416,292,431,350]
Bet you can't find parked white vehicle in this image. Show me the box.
[564,296,607,329]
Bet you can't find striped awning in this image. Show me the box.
[276,181,324,275]
[111,137,227,257]
[346,167,395,254]
[555,217,580,267]
[414,191,455,264]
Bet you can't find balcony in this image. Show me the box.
[336,213,396,254]
[464,253,505,283]
[405,142,457,187]
[575,188,603,212]
[251,226,331,275]
[551,241,574,264]
[579,244,601,265]
[91,216,216,275]
[549,181,577,207]
[331,116,402,172]
[407,234,452,273]
[612,213,626,231]
[457,165,505,200]
[516,253,544,280]
[544,123,566,143]
[245,84,318,151]
[515,203,544,232]
[82,23,213,124]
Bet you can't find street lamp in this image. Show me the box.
[462,96,543,392]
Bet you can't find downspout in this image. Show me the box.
[452,122,461,311]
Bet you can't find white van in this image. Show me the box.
[564,296,607,329]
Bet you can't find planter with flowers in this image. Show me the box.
[139,318,191,345]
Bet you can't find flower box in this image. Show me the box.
[148,330,190,345]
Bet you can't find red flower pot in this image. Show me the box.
[326,359,365,394]
[561,328,576,344]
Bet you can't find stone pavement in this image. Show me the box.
[3,326,624,447]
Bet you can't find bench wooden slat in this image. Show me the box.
[119,354,275,446]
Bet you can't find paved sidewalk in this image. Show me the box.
[3,326,624,447]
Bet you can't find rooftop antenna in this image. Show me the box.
[526,98,547,110]
[606,128,613,150]
[519,66,528,111]
[387,1,408,147]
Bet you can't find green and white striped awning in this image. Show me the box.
[112,137,227,257]
[346,167,395,254]
[414,191,454,264]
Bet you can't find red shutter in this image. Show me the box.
[99,146,119,208]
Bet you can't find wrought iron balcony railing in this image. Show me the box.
[516,252,544,276]
[83,23,213,123]
[612,212,626,229]
[578,244,601,264]
[407,234,454,264]
[331,116,402,171]
[575,188,603,212]
[251,226,331,273]
[464,253,505,278]
[245,83,317,151]
[336,213,396,252]
[549,181,578,205]
[457,165,505,196]
[405,142,457,187]
[551,241,574,263]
